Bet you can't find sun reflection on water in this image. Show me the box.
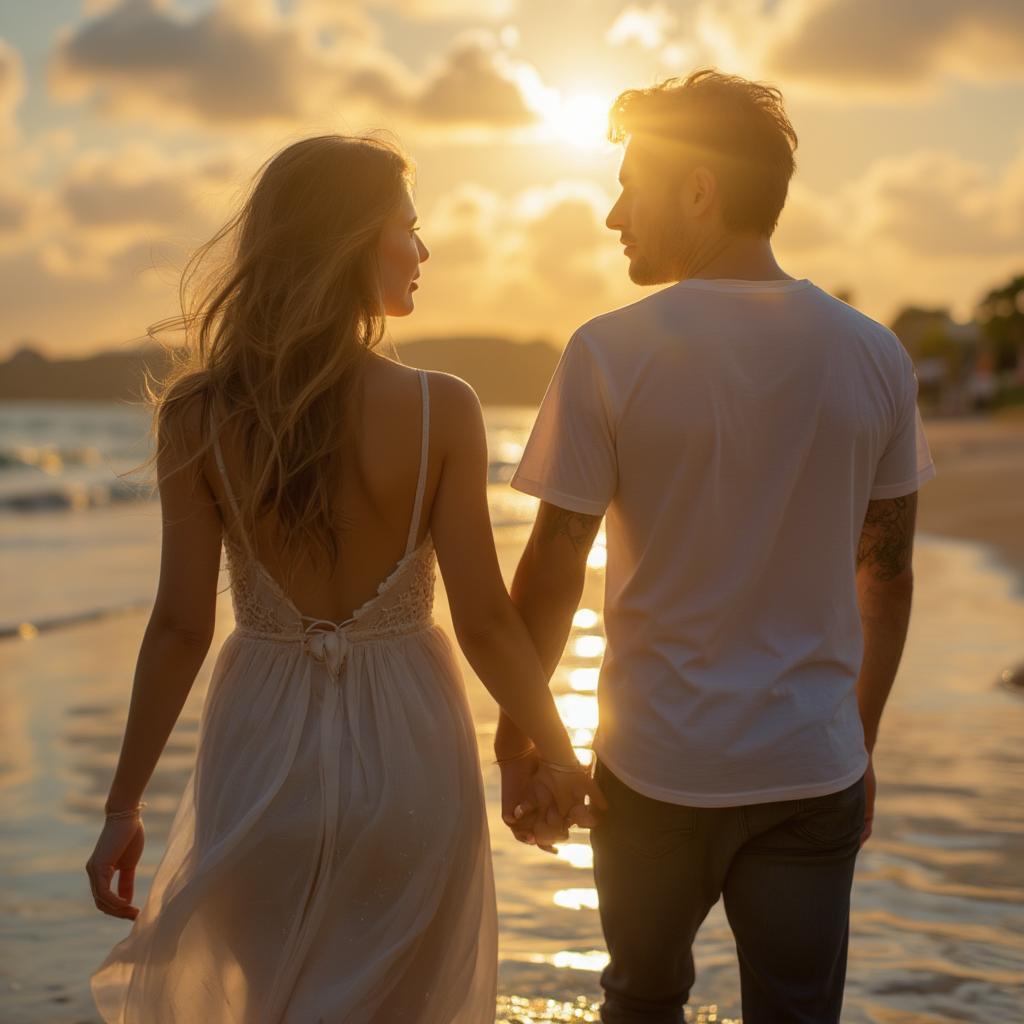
[567,668,599,692]
[572,608,600,629]
[552,887,600,911]
[572,634,606,659]
[555,843,594,869]
[527,950,609,973]
[555,694,598,731]
[496,994,738,1023]
[571,728,594,748]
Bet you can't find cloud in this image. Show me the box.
[59,144,238,230]
[0,141,244,289]
[765,0,1024,90]
[0,141,246,348]
[405,179,641,341]
[0,245,173,349]
[49,0,540,130]
[519,183,613,296]
[0,38,24,140]
[49,0,361,123]
[62,169,195,228]
[0,190,29,232]
[414,34,537,125]
[0,175,40,240]
[857,150,1024,257]
[620,1,1024,96]
[422,184,500,266]
[772,181,851,254]
[606,5,678,50]
[774,148,1024,259]
[369,0,517,20]
[770,145,1024,320]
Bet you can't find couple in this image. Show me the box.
[87,70,935,1023]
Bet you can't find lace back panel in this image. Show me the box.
[211,371,436,644]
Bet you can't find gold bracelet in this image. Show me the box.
[105,801,147,820]
[493,745,537,766]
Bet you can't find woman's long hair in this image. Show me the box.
[149,133,413,568]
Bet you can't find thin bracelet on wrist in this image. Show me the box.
[105,801,147,821]
[493,744,537,766]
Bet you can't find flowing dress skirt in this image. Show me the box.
[91,624,498,1023]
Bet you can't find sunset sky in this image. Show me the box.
[1,0,1023,357]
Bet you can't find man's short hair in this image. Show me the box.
[609,69,798,237]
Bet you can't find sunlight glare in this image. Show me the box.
[531,88,610,150]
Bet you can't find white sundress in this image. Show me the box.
[91,370,499,1022]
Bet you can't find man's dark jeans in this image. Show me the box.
[591,758,865,1024]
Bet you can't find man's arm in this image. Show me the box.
[854,491,917,846]
[495,501,603,758]
[855,492,917,753]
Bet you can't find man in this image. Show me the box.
[495,69,936,1024]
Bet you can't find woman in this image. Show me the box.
[86,133,605,1023]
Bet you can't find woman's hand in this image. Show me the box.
[86,816,145,920]
[499,749,544,846]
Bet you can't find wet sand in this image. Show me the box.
[918,413,1024,587]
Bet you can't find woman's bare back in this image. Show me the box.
[205,353,441,623]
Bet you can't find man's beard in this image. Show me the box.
[628,253,673,286]
[627,225,686,286]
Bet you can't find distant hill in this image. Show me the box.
[0,336,561,406]
[396,336,559,406]
[0,344,177,402]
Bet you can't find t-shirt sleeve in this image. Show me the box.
[510,332,617,516]
[869,358,937,499]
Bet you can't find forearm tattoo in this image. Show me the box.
[539,505,602,554]
[857,495,916,581]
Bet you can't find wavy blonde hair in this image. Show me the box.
[150,133,413,567]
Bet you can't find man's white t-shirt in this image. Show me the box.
[510,278,936,807]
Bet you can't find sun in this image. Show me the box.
[532,89,612,151]
[510,67,613,150]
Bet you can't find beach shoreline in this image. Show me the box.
[916,413,1024,590]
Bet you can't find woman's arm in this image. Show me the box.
[428,374,605,821]
[87,398,223,918]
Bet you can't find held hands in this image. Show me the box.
[86,814,145,920]
[498,747,607,854]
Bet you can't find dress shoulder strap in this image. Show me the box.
[404,370,430,557]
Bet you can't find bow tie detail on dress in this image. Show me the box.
[303,622,353,679]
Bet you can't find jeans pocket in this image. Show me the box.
[595,760,698,858]
[792,778,866,848]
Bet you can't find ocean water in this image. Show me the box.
[1,401,1022,1024]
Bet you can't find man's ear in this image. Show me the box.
[688,165,717,217]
